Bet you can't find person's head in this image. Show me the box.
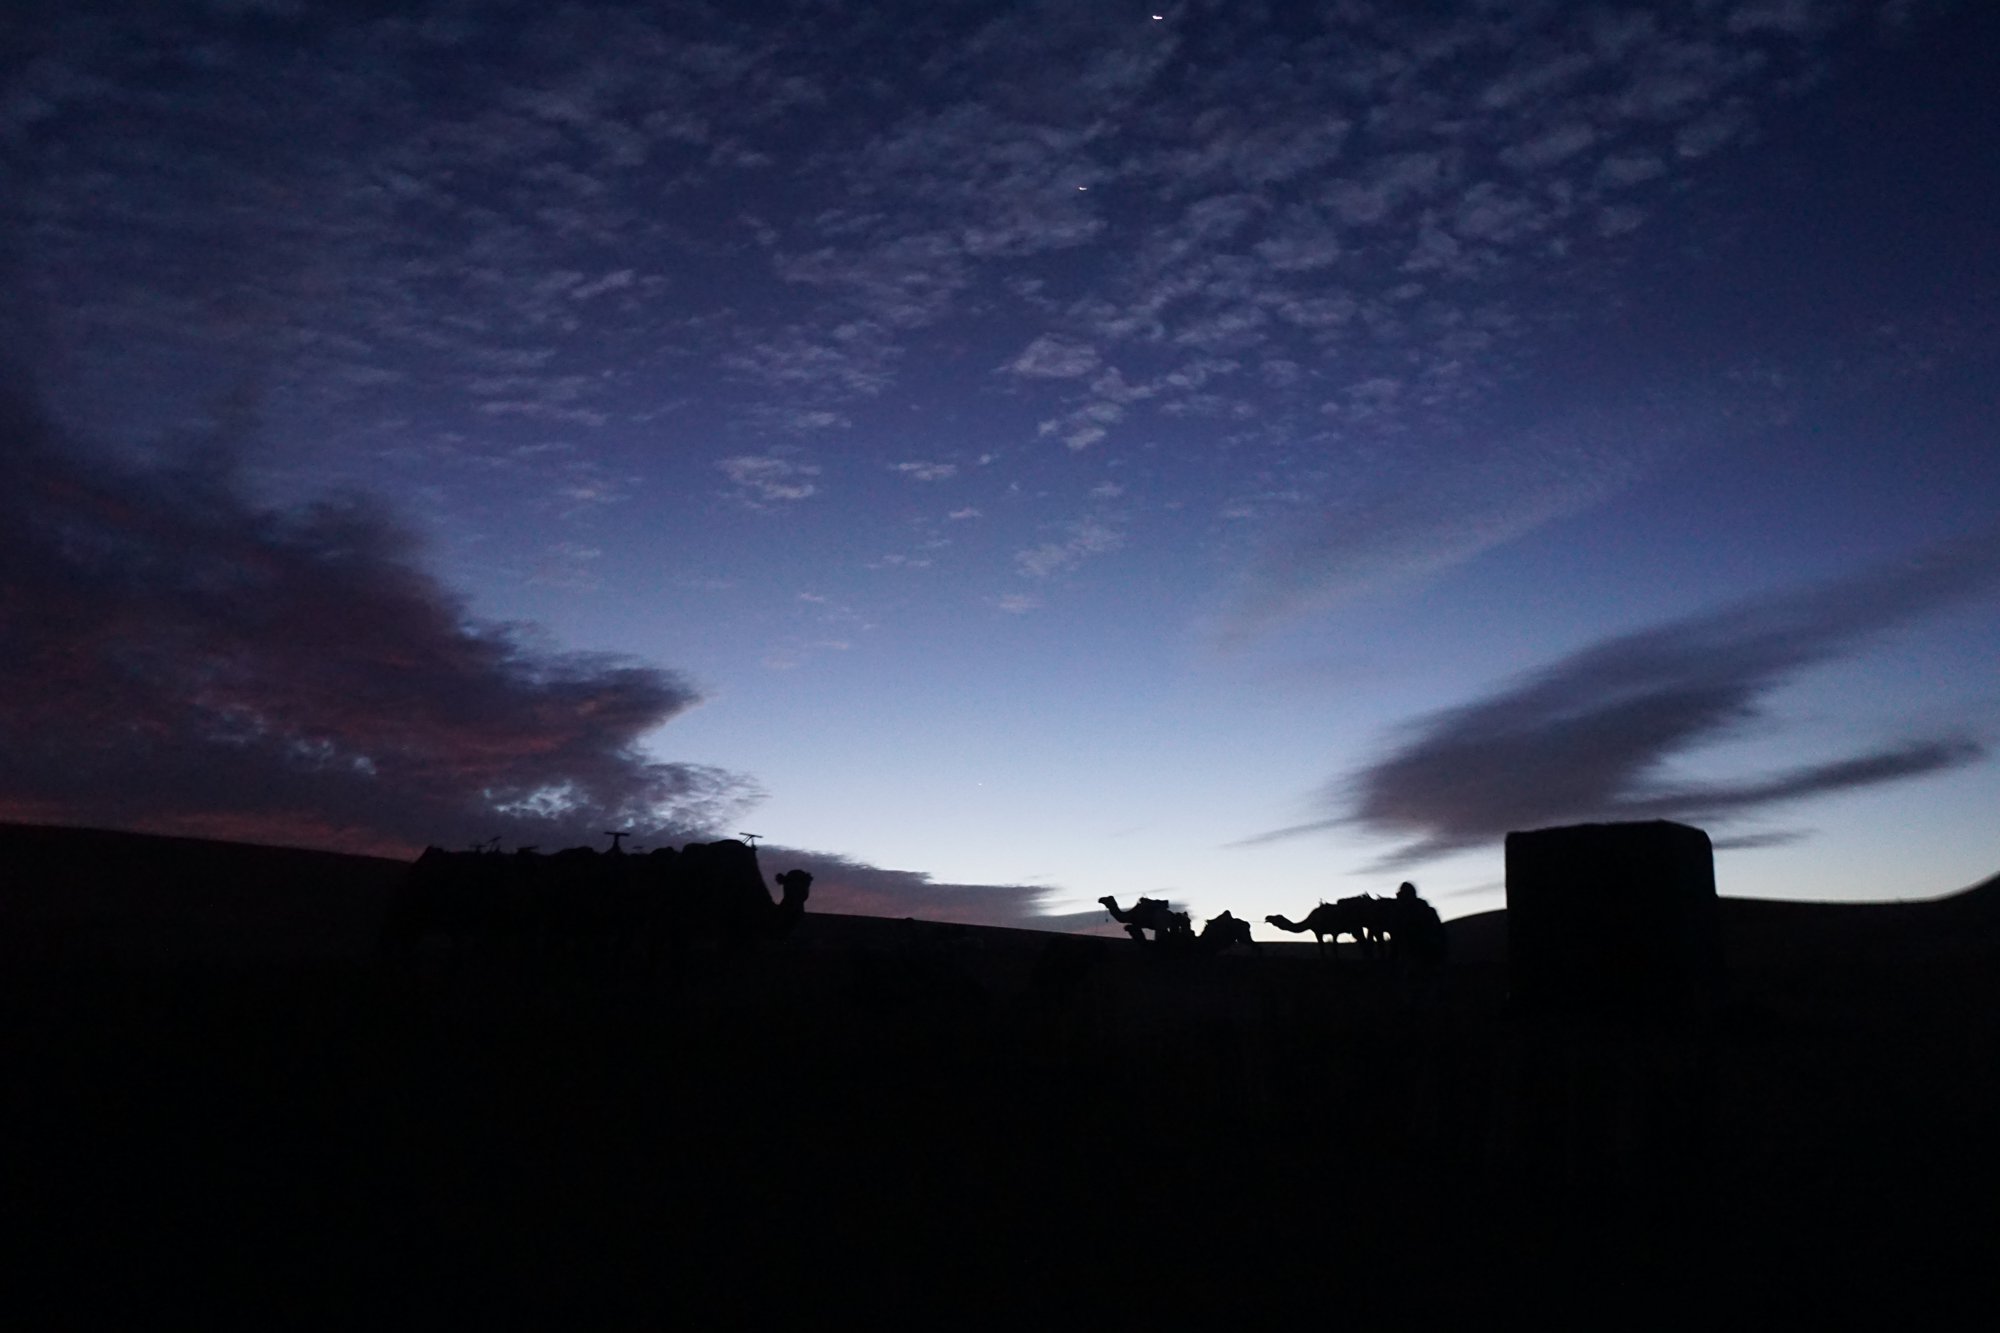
[1397,881,1416,899]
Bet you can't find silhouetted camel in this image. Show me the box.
[386,837,812,965]
[1099,895,1194,945]
[661,838,812,952]
[529,842,654,954]
[383,844,537,960]
[1265,896,1396,959]
[1195,910,1260,955]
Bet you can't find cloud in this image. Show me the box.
[1219,401,1695,639]
[717,454,820,503]
[0,390,759,858]
[17,0,1885,516]
[1006,335,1100,379]
[891,461,958,482]
[1015,519,1123,579]
[1254,533,2000,863]
[764,847,1057,928]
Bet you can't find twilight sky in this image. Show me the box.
[4,0,1996,931]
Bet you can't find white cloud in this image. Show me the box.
[1596,153,1667,187]
[891,461,958,482]
[1499,122,1599,172]
[1677,107,1751,158]
[571,268,637,300]
[1017,519,1124,578]
[1728,0,1818,35]
[1006,334,1101,379]
[717,455,821,503]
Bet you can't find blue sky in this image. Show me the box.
[4,0,1996,930]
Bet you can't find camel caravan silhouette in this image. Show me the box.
[1098,887,1445,961]
[1098,897,1263,957]
[1264,883,1446,962]
[1099,895,1194,945]
[382,833,812,965]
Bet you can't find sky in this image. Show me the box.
[3,0,1997,933]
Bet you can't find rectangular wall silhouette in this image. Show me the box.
[1505,820,1724,1015]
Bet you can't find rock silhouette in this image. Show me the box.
[1098,894,1194,945]
[1505,819,1722,1015]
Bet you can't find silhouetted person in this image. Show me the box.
[1390,881,1447,964]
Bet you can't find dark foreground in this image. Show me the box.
[5,854,2000,1320]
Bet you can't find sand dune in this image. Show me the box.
[4,821,1997,1319]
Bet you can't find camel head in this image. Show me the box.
[775,869,813,905]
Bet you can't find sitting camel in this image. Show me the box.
[1099,895,1194,945]
[1264,895,1397,959]
[1195,910,1259,955]
[657,840,813,953]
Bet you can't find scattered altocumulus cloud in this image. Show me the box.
[6,0,1906,609]
[1016,519,1124,579]
[891,460,958,482]
[1006,335,1101,379]
[718,454,820,504]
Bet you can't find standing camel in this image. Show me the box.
[1098,895,1195,945]
[1264,896,1396,959]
